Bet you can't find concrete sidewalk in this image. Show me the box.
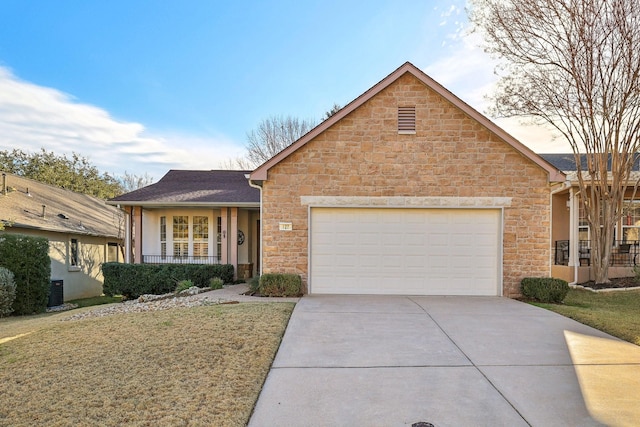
[249,295,640,427]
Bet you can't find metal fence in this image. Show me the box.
[142,255,221,265]
[554,240,639,266]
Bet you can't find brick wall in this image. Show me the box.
[261,73,551,297]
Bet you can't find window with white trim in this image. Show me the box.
[622,200,640,241]
[578,203,590,242]
[107,242,119,263]
[173,216,189,257]
[193,216,209,258]
[579,201,616,244]
[70,238,79,266]
[160,216,167,258]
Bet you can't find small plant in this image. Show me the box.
[175,279,194,293]
[248,275,260,294]
[210,277,224,289]
[259,273,302,297]
[633,265,640,283]
[0,267,16,317]
[521,277,569,303]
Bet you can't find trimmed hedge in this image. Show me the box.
[0,234,51,314]
[102,263,234,299]
[521,277,569,303]
[0,266,16,317]
[259,273,302,297]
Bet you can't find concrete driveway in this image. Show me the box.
[249,295,640,427]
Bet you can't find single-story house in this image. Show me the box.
[541,153,640,284]
[0,172,124,301]
[248,62,565,297]
[113,62,577,298]
[107,170,260,280]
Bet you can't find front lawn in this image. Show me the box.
[534,289,640,346]
[0,302,294,426]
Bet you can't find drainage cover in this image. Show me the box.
[411,423,435,427]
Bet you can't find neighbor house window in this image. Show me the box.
[160,216,167,258]
[622,200,640,242]
[173,216,189,257]
[578,203,589,242]
[70,238,79,266]
[107,242,119,263]
[193,216,209,258]
[579,200,616,244]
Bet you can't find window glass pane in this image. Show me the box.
[107,242,118,263]
[193,216,208,239]
[173,216,188,257]
[160,216,166,241]
[193,242,208,257]
[160,216,167,258]
[173,242,188,257]
[173,216,188,240]
[193,216,208,257]
[70,238,79,266]
[622,201,640,241]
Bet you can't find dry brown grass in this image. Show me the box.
[0,302,294,426]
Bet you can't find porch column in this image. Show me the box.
[124,206,132,264]
[230,207,238,280]
[569,188,579,267]
[133,206,143,264]
[221,208,228,264]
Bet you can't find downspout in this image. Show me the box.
[550,180,577,285]
[246,176,263,277]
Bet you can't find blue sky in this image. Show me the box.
[0,0,564,181]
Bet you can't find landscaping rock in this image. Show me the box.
[63,293,227,321]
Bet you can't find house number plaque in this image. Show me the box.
[279,222,293,231]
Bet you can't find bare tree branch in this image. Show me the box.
[244,115,315,168]
[470,0,640,283]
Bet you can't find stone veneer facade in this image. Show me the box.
[260,73,552,298]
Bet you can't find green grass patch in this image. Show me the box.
[67,295,123,308]
[533,289,640,346]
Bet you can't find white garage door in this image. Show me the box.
[310,208,501,295]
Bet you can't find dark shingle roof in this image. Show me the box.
[540,153,640,172]
[0,172,123,238]
[109,170,259,206]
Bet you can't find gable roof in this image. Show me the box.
[108,170,260,207]
[540,153,640,172]
[250,62,565,183]
[0,172,122,238]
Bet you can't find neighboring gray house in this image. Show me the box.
[0,172,124,300]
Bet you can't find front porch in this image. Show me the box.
[552,239,638,283]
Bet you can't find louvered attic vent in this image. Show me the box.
[398,106,416,134]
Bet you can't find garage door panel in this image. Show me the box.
[310,208,501,296]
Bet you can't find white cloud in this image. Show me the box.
[0,67,245,181]
[422,30,570,153]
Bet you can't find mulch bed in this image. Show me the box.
[578,276,640,290]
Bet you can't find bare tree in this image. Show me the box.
[469,0,640,283]
[219,156,255,170]
[119,171,154,193]
[245,115,315,167]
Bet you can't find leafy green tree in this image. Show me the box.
[0,148,123,199]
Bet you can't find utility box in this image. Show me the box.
[48,280,64,307]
